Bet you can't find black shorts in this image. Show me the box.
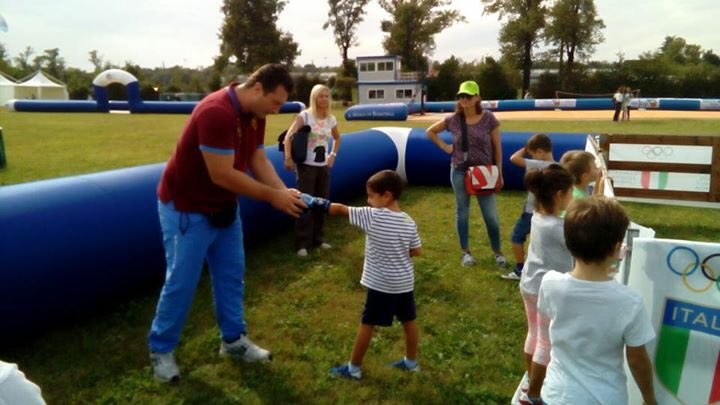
[361,288,416,327]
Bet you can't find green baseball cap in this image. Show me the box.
[457,81,479,96]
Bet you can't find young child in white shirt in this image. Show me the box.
[528,197,656,405]
[517,164,575,403]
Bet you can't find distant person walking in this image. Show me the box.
[612,86,623,122]
[621,86,633,121]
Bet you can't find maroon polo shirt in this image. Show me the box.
[158,83,266,213]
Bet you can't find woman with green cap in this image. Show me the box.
[426,80,507,269]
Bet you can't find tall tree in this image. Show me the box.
[482,0,546,96]
[323,0,371,77]
[32,48,66,79]
[379,0,465,72]
[217,0,300,73]
[14,46,34,77]
[544,0,604,89]
[88,50,104,73]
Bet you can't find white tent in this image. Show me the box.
[0,72,17,105]
[15,71,69,100]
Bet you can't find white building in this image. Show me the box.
[356,55,423,105]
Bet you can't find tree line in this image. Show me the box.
[1,0,718,102]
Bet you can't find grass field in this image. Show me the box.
[1,110,719,403]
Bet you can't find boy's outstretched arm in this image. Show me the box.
[510,146,528,168]
[327,203,349,217]
[626,345,656,405]
[409,247,422,257]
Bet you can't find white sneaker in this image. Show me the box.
[150,351,180,383]
[501,271,521,280]
[319,242,332,250]
[220,335,272,363]
[461,252,476,267]
[495,253,508,268]
[297,248,308,257]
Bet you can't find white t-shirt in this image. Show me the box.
[523,159,555,213]
[349,207,421,294]
[613,92,623,103]
[519,213,573,295]
[0,361,45,405]
[300,111,337,167]
[538,271,656,404]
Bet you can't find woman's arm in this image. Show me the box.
[328,124,341,168]
[283,114,305,171]
[490,125,503,187]
[426,119,452,154]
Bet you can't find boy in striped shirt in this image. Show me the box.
[305,169,422,380]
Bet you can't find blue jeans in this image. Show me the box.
[511,212,533,244]
[450,167,501,252]
[148,201,246,353]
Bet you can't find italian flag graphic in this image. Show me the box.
[655,299,720,404]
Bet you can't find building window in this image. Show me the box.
[369,89,385,99]
[360,62,376,72]
[360,62,375,72]
[396,89,413,98]
[376,61,394,71]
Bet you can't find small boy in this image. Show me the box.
[502,134,555,280]
[522,197,656,404]
[302,170,422,380]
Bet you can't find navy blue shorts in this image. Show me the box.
[511,212,533,244]
[361,289,416,327]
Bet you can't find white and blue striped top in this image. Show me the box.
[349,207,421,294]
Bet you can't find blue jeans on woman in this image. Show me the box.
[450,167,501,253]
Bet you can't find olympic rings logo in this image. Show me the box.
[642,145,673,159]
[666,246,720,293]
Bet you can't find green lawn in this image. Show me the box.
[0,111,719,403]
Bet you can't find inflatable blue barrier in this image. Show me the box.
[6,68,306,114]
[425,101,457,113]
[0,129,586,343]
[345,97,720,120]
[344,103,408,121]
[658,98,701,110]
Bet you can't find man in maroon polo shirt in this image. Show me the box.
[148,63,305,383]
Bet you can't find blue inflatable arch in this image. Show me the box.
[91,68,141,112]
[0,129,587,344]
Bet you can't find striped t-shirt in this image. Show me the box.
[349,207,421,294]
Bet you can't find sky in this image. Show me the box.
[1,0,718,72]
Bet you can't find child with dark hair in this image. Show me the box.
[516,164,575,404]
[529,197,655,405]
[301,169,422,380]
[502,134,555,281]
[560,150,605,198]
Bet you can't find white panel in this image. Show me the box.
[609,144,712,164]
[608,170,710,192]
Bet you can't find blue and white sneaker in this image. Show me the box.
[391,358,420,372]
[330,363,362,380]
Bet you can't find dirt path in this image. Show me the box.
[407,109,720,122]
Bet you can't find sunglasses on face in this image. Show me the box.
[457,93,474,100]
